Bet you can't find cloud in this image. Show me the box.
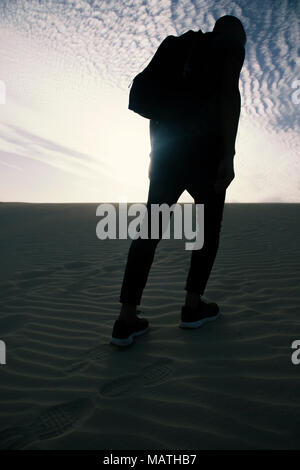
[0,122,114,180]
[0,0,299,201]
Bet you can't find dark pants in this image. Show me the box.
[119,136,226,305]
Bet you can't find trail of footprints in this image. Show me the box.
[0,356,174,449]
[0,265,175,448]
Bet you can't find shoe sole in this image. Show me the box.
[179,311,221,329]
[109,325,150,347]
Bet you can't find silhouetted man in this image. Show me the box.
[110,15,246,346]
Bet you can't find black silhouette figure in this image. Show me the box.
[110,15,246,346]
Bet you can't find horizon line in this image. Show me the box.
[1,201,299,205]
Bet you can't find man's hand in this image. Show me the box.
[214,157,235,193]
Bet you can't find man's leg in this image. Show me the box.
[184,183,226,307]
[119,176,185,322]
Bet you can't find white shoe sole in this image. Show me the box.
[179,311,221,329]
[109,325,150,346]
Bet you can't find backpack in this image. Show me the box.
[128,30,208,121]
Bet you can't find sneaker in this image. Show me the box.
[179,298,220,329]
[110,315,150,346]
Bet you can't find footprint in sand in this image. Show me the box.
[99,358,174,398]
[64,343,114,375]
[0,397,94,450]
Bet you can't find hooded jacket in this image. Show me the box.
[146,30,245,152]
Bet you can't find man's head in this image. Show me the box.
[213,15,247,46]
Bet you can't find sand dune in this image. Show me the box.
[0,202,299,450]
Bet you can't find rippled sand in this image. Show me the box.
[0,202,299,450]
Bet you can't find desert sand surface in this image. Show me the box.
[0,202,299,450]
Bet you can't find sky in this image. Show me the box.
[0,0,299,203]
